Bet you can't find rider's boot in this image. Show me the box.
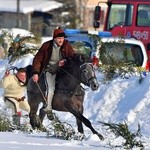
[45,109,54,120]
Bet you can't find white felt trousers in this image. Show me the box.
[45,72,56,110]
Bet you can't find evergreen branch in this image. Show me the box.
[99,121,144,149]
[47,113,75,140]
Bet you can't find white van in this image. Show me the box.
[93,37,148,69]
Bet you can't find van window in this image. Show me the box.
[107,4,133,30]
[137,5,150,26]
[100,42,144,67]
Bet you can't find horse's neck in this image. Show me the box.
[56,69,80,91]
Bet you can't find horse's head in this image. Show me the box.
[64,54,99,91]
[80,63,99,91]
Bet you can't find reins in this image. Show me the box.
[35,82,47,102]
[59,67,81,83]
[58,67,86,93]
[35,62,95,98]
[34,66,79,101]
[59,62,95,84]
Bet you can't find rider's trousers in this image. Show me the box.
[45,72,56,110]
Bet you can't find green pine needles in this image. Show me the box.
[0,113,13,132]
[0,29,41,63]
[99,121,144,149]
[46,113,75,140]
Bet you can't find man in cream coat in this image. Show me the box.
[0,68,30,126]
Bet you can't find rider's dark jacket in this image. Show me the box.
[32,39,75,75]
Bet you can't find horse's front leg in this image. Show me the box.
[66,104,104,140]
[39,103,47,123]
[75,96,84,134]
[76,118,83,133]
[28,99,42,129]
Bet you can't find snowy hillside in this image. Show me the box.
[0,54,150,149]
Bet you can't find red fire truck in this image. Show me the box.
[94,0,150,70]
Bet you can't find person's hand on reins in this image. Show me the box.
[59,59,66,67]
[32,74,39,82]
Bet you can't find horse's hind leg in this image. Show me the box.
[66,106,104,140]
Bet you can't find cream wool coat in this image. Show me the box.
[0,74,26,98]
[0,74,30,114]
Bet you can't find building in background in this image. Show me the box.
[0,0,107,35]
[0,0,62,36]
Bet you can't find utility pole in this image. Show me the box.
[17,0,21,28]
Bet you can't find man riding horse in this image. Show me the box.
[32,27,75,120]
[27,53,104,140]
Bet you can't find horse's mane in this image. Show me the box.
[56,53,85,79]
[25,64,33,83]
[65,53,85,67]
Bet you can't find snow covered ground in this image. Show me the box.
[0,54,150,149]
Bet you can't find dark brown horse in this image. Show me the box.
[27,54,104,140]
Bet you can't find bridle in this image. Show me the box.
[37,62,97,97]
[59,62,96,86]
[55,63,96,95]
[80,63,97,86]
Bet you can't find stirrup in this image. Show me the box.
[46,110,54,120]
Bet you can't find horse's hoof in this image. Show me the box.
[98,133,104,141]
[74,132,85,141]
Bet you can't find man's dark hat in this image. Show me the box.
[53,28,66,38]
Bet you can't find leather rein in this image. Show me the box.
[55,63,96,95]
